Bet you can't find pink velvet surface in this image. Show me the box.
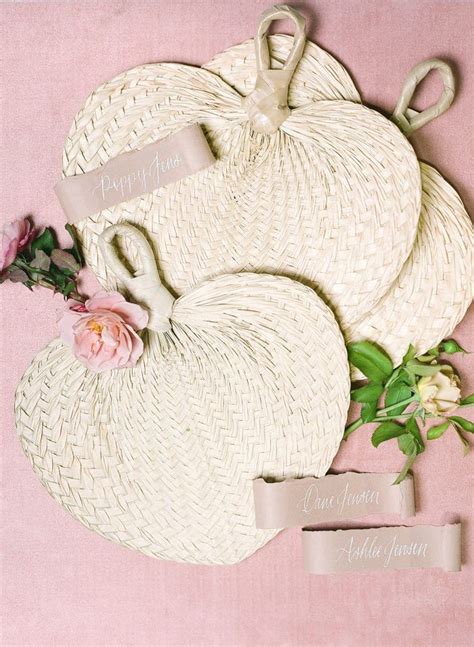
[1,1,473,645]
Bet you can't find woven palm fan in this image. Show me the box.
[60,4,422,329]
[207,38,473,369]
[347,162,473,365]
[15,224,350,564]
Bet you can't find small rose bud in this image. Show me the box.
[0,217,35,273]
[440,339,466,354]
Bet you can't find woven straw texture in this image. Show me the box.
[62,33,421,329]
[204,34,359,104]
[208,35,473,370]
[15,263,350,565]
[348,162,473,363]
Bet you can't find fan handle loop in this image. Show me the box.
[99,224,175,333]
[392,59,455,136]
[242,4,306,134]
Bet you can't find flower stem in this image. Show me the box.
[384,369,401,390]
[343,417,364,439]
[377,396,418,415]
[13,258,50,277]
[36,279,84,302]
[11,259,85,302]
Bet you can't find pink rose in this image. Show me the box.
[0,217,35,273]
[59,291,149,372]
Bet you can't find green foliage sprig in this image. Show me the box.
[344,340,473,483]
[2,223,84,301]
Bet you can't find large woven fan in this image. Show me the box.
[15,224,350,564]
[61,4,421,329]
[347,162,473,363]
[207,36,473,368]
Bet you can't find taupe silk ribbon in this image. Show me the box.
[253,472,415,528]
[303,523,461,573]
[55,124,215,223]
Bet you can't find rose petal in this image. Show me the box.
[124,326,144,366]
[108,301,149,331]
[85,291,127,312]
[17,219,35,251]
[0,235,19,272]
[58,309,84,347]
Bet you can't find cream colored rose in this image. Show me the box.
[417,366,461,415]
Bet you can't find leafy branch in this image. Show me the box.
[344,339,473,484]
[2,222,85,301]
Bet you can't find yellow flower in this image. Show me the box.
[417,366,461,416]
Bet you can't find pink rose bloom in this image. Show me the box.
[0,217,35,272]
[59,291,149,372]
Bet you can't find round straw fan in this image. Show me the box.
[62,4,421,328]
[347,162,473,365]
[208,38,473,368]
[15,224,350,564]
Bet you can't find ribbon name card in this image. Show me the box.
[253,472,415,528]
[302,523,461,573]
[55,124,216,223]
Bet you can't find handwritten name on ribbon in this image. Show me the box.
[91,153,182,202]
[302,524,461,573]
[253,472,415,529]
[55,124,215,223]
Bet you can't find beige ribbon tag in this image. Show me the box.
[253,472,415,529]
[303,524,461,574]
[55,124,215,223]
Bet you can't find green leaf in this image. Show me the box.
[347,341,393,383]
[454,428,470,455]
[351,382,384,403]
[440,339,467,354]
[393,451,417,485]
[31,227,57,256]
[427,421,450,440]
[361,401,378,423]
[65,224,84,265]
[460,394,474,406]
[395,369,411,385]
[384,366,402,388]
[405,360,441,377]
[449,416,474,433]
[62,281,76,298]
[7,268,29,283]
[402,344,417,365]
[406,417,424,452]
[30,249,51,271]
[49,265,67,290]
[371,421,406,448]
[397,433,418,456]
[384,380,413,415]
[395,433,419,484]
[416,354,438,363]
[51,249,80,273]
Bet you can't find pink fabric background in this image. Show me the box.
[1,1,473,645]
